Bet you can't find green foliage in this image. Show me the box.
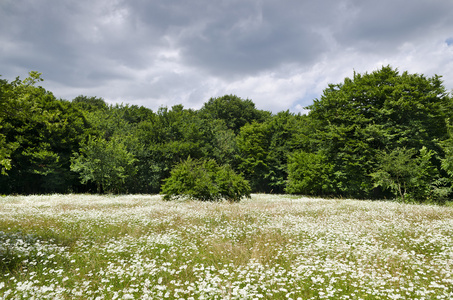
[262,111,301,192]
[216,164,251,202]
[305,66,452,199]
[236,121,270,192]
[199,94,271,133]
[370,147,440,202]
[0,79,12,174]
[209,120,239,166]
[1,69,452,201]
[0,128,16,175]
[70,136,137,193]
[138,106,215,192]
[0,72,87,193]
[286,150,336,196]
[236,111,301,193]
[440,122,453,179]
[161,157,250,202]
[72,95,107,111]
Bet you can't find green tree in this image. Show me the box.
[437,124,453,202]
[263,111,300,192]
[73,101,159,193]
[209,120,239,167]
[72,95,107,111]
[371,147,442,202]
[0,134,13,175]
[199,94,270,133]
[0,72,87,193]
[305,66,452,199]
[236,111,300,193]
[145,106,208,188]
[161,157,250,202]
[0,77,16,174]
[70,136,137,193]
[236,121,271,192]
[286,150,336,196]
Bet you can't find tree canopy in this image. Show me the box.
[300,66,452,201]
[1,67,452,203]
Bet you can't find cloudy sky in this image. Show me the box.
[1,0,453,113]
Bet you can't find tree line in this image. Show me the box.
[1,66,453,203]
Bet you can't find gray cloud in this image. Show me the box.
[1,0,453,113]
[337,1,453,50]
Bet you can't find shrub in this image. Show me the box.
[161,157,251,202]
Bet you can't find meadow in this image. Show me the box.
[0,194,452,299]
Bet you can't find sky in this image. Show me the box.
[1,0,453,114]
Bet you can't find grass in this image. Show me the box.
[0,194,452,299]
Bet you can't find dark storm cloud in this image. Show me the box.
[122,0,344,78]
[0,0,340,80]
[1,0,453,112]
[176,2,329,77]
[1,0,157,84]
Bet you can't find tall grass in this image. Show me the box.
[1,194,452,299]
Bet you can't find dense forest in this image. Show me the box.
[1,66,453,203]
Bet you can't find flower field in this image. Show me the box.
[1,194,453,299]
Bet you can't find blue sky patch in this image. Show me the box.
[446,38,453,46]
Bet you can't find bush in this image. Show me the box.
[161,157,251,202]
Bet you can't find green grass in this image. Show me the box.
[1,194,452,299]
